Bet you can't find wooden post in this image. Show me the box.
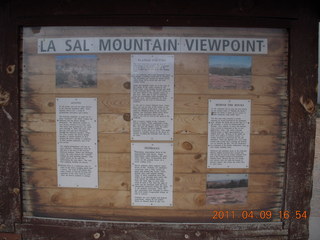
[0,1,21,232]
[285,3,318,239]
[0,0,319,239]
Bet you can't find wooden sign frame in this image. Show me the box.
[0,1,318,239]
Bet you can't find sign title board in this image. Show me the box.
[38,37,268,54]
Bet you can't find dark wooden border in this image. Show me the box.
[0,0,319,239]
[0,1,21,233]
[16,217,287,240]
[285,5,319,240]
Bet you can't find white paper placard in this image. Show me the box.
[131,54,174,141]
[207,99,251,168]
[131,142,173,206]
[56,98,98,188]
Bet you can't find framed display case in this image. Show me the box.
[0,1,318,239]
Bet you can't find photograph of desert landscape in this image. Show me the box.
[206,174,248,205]
[208,55,252,89]
[56,55,97,88]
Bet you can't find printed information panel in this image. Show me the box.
[56,98,98,188]
[131,54,174,141]
[131,142,173,206]
[207,99,251,168]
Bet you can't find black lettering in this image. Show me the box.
[99,39,111,51]
[40,40,47,52]
[83,40,90,51]
[65,40,72,51]
[123,39,132,51]
[73,40,82,51]
[47,40,56,52]
[246,40,255,52]
[185,39,195,51]
[208,39,221,51]
[222,40,230,51]
[113,39,122,51]
[134,39,143,51]
[256,40,264,52]
[168,39,178,51]
[200,39,207,51]
[144,39,152,51]
[153,39,162,51]
[231,40,240,51]
[163,39,167,51]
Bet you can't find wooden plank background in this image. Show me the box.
[20,26,288,222]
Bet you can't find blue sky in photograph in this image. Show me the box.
[209,55,252,68]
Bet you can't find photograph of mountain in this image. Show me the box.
[56,55,97,88]
[206,174,248,204]
[208,55,252,89]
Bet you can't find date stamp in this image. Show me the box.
[212,210,308,220]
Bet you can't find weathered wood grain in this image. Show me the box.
[22,74,286,95]
[284,7,318,239]
[22,204,284,223]
[22,170,284,193]
[23,188,281,210]
[22,152,285,173]
[21,113,282,135]
[19,25,288,226]
[22,132,284,154]
[21,93,285,115]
